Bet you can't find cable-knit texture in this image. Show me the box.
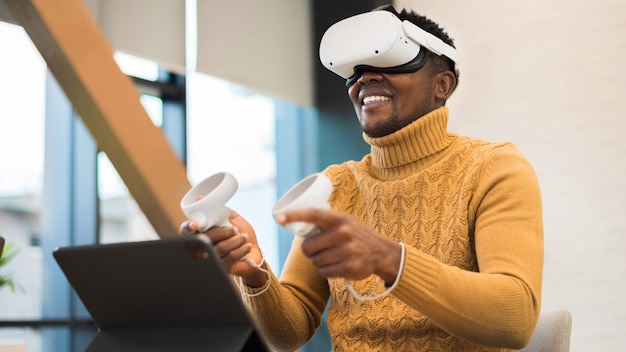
[242,107,543,352]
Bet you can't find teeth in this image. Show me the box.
[363,95,390,105]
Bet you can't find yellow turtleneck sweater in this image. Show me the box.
[242,107,543,352]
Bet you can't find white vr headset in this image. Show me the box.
[319,7,459,86]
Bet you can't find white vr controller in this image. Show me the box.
[181,172,332,237]
[180,172,238,232]
[272,173,332,237]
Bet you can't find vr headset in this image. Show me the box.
[319,6,459,86]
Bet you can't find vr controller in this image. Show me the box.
[181,172,332,238]
[319,8,459,86]
[180,172,238,232]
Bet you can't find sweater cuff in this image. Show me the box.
[240,267,283,309]
[237,275,271,296]
[392,246,440,303]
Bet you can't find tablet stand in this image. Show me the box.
[86,326,266,352]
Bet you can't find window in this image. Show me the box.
[0,18,278,352]
[97,53,183,245]
[186,73,278,269]
[0,20,46,348]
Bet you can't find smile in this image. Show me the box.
[362,95,391,105]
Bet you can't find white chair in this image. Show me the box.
[0,341,28,352]
[520,309,572,352]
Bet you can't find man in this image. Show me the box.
[183,6,543,351]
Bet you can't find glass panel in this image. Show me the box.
[187,73,278,269]
[113,52,159,81]
[140,94,163,126]
[98,152,160,244]
[97,79,164,244]
[0,20,46,348]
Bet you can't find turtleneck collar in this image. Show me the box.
[363,106,457,173]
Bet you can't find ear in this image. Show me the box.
[434,71,457,102]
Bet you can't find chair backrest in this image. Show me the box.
[520,309,572,352]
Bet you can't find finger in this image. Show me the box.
[275,207,333,229]
[300,221,350,257]
[179,221,197,236]
[204,226,238,244]
[313,255,369,280]
[228,210,242,221]
[306,243,345,268]
[316,262,363,279]
[221,242,252,271]
[316,262,344,279]
[228,211,252,234]
[228,212,246,230]
[212,232,249,258]
[305,245,351,278]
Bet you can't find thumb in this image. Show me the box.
[179,220,198,236]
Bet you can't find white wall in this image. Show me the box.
[395,0,626,350]
[196,0,313,107]
[84,0,186,74]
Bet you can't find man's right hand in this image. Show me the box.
[180,210,268,288]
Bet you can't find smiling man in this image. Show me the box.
[182,5,544,352]
[349,60,455,138]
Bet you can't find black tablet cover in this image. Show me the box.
[53,235,267,351]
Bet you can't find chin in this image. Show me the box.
[362,127,392,138]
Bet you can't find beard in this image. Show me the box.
[360,107,416,138]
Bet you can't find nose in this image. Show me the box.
[356,70,384,85]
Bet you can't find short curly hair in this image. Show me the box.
[391,7,458,78]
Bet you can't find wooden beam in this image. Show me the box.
[2,0,191,237]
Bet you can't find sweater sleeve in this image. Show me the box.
[391,144,544,349]
[240,236,330,352]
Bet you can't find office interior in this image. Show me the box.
[0,0,625,351]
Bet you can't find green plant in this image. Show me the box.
[0,242,21,293]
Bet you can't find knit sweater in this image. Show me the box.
[242,107,543,352]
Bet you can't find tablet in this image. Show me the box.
[53,235,268,351]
